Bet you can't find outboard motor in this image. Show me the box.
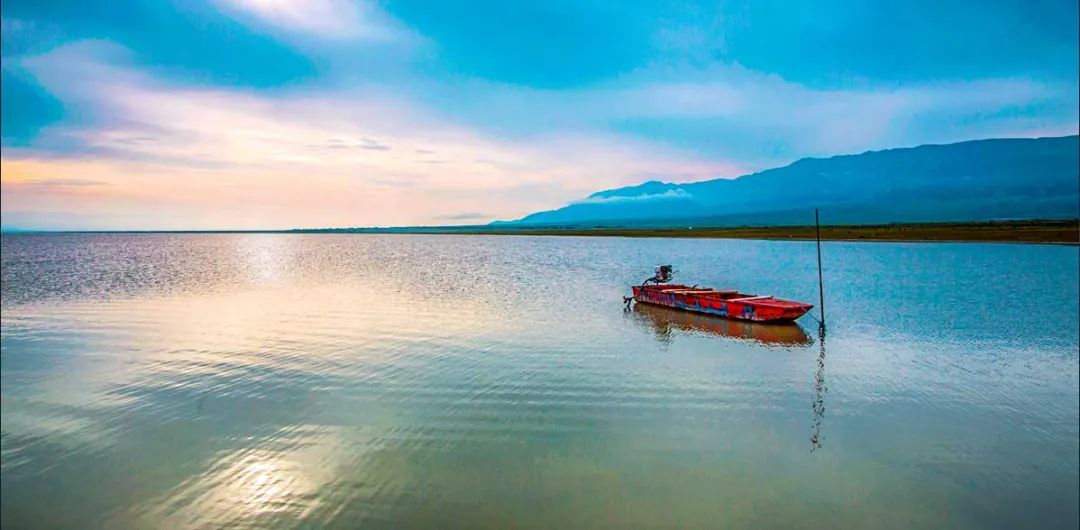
[647,265,674,285]
[626,265,675,308]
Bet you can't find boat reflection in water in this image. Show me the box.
[630,302,813,347]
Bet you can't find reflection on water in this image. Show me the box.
[810,327,827,452]
[1,234,1078,529]
[629,302,813,347]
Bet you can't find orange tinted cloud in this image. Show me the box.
[2,43,744,230]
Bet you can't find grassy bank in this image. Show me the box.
[402,219,1080,244]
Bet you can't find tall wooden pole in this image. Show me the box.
[815,209,825,332]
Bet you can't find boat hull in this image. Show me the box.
[632,285,813,323]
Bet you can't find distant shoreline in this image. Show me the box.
[401,220,1075,245]
[6,219,1077,244]
[369,220,1080,244]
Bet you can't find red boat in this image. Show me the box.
[629,265,813,323]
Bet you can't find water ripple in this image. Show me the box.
[2,234,1077,529]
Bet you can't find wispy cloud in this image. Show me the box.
[213,0,405,41]
[24,178,107,188]
[422,63,1077,162]
[575,188,690,204]
[433,212,489,221]
[316,137,392,151]
[1,42,739,230]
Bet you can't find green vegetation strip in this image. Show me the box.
[399,220,1080,244]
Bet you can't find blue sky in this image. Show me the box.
[1,0,1077,230]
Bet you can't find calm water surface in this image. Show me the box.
[1,234,1077,529]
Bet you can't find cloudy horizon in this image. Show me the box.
[2,0,1078,230]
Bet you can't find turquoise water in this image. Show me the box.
[2,234,1077,529]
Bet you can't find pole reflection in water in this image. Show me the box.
[629,302,814,347]
[810,325,827,452]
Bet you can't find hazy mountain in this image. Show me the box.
[499,135,1079,227]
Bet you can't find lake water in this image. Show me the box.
[1,234,1077,529]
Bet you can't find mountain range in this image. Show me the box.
[498,135,1079,227]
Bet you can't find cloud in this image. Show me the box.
[318,137,391,151]
[575,189,691,204]
[24,178,107,188]
[2,42,740,230]
[212,0,405,41]
[4,31,1076,231]
[433,212,489,221]
[419,63,1077,163]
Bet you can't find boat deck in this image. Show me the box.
[633,284,813,322]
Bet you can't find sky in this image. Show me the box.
[1,0,1077,230]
